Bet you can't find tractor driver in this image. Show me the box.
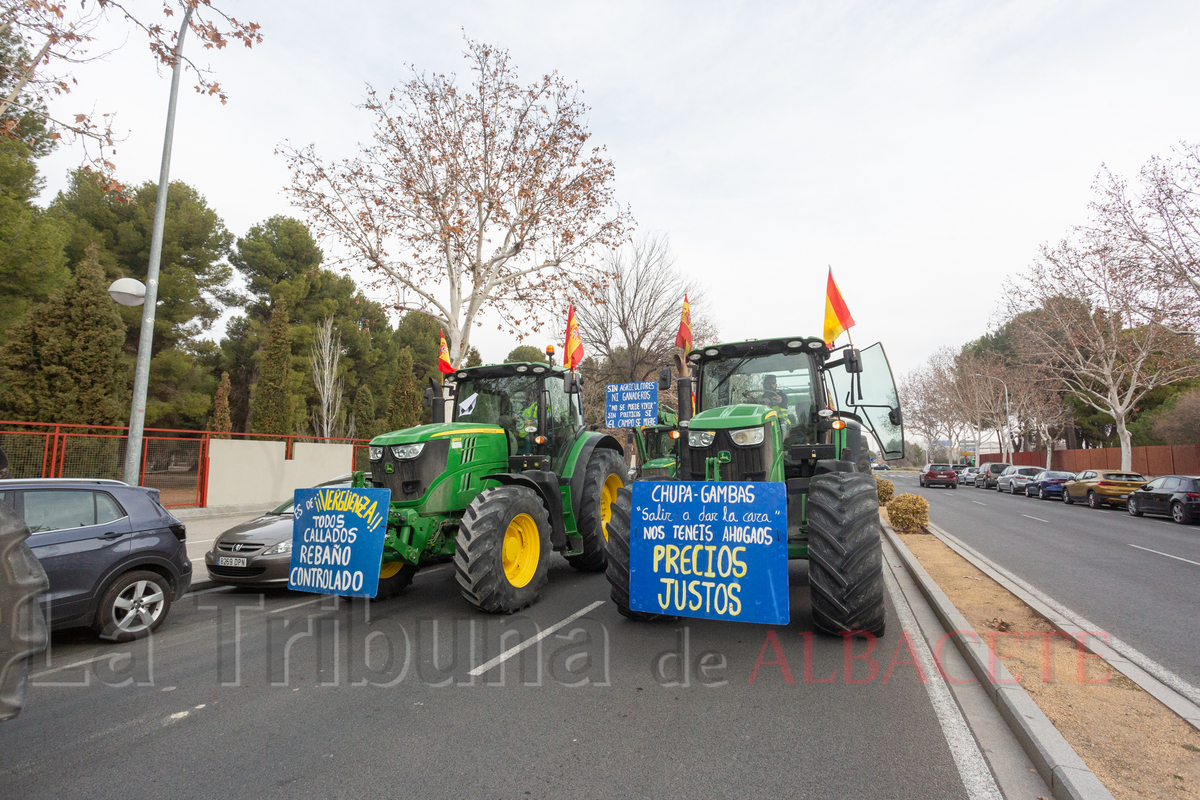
[760,374,786,409]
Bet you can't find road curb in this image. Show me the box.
[927,522,1200,733]
[882,521,1115,800]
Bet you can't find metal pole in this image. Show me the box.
[122,8,193,486]
[975,373,1011,461]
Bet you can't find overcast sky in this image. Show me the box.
[34,0,1200,378]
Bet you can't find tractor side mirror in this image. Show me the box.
[845,348,863,374]
[563,372,579,394]
[889,407,902,426]
[423,387,433,407]
[658,367,672,390]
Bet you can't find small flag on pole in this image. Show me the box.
[823,268,856,346]
[563,304,584,370]
[437,328,454,374]
[675,294,693,356]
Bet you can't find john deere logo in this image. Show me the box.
[385,463,395,473]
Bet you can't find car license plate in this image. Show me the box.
[218,556,247,567]
[1119,494,1128,499]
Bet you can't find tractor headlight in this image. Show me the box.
[390,443,425,460]
[262,540,292,556]
[730,427,765,446]
[368,446,384,462]
[688,430,715,448]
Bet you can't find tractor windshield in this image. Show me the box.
[823,343,904,460]
[454,375,540,428]
[699,351,817,420]
[640,427,679,461]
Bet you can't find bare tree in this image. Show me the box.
[1152,389,1200,445]
[573,233,714,384]
[949,352,1012,462]
[1005,237,1200,470]
[310,317,346,441]
[1089,143,1200,327]
[284,37,633,368]
[0,1,261,182]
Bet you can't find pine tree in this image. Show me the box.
[210,372,232,438]
[352,384,377,440]
[386,348,423,431]
[251,298,294,435]
[1,245,127,424]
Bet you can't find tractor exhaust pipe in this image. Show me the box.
[672,353,692,478]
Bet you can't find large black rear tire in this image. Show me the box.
[567,448,626,572]
[604,485,677,622]
[807,471,887,637]
[0,506,48,721]
[455,486,551,613]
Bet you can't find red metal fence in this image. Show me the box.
[0,421,370,508]
[979,444,1200,476]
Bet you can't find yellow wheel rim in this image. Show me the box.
[600,475,623,542]
[502,513,540,588]
[379,561,403,580]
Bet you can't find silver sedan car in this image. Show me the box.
[997,466,1044,495]
[204,475,352,587]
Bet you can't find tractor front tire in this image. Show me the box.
[374,561,417,600]
[455,486,551,613]
[568,448,626,572]
[604,485,677,622]
[808,470,887,637]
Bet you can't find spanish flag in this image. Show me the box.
[563,304,584,370]
[823,268,856,346]
[437,328,454,374]
[674,294,692,356]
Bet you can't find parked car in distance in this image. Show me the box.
[958,466,980,485]
[998,466,1043,494]
[0,478,192,641]
[871,463,891,471]
[919,464,959,488]
[1062,470,1147,508]
[1127,475,1200,524]
[205,474,354,587]
[1024,470,1077,500]
[975,462,1011,489]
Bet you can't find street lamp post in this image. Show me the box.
[121,8,193,487]
[974,373,1011,460]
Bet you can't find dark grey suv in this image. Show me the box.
[0,478,192,641]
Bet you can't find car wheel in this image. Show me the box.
[1087,491,1101,509]
[92,570,173,642]
[1171,502,1192,524]
[1063,490,1073,505]
[1128,497,1142,517]
[1039,487,1046,500]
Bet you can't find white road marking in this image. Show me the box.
[972,501,987,506]
[1128,544,1200,567]
[269,596,327,614]
[1021,514,1048,523]
[30,654,112,679]
[881,557,1003,800]
[469,600,605,676]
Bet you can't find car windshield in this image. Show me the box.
[1018,468,1041,477]
[268,478,353,515]
[930,464,952,470]
[1103,473,1145,482]
[454,375,540,426]
[1048,471,1075,480]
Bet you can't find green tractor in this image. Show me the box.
[360,360,627,613]
[604,335,904,635]
[630,405,681,480]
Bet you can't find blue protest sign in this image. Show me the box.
[289,486,391,597]
[629,481,789,624]
[605,382,658,428]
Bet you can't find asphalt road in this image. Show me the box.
[1,557,987,800]
[893,472,1200,688]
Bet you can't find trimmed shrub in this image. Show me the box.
[887,493,929,533]
[876,476,895,505]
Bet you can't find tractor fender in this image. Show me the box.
[480,471,568,550]
[568,433,624,523]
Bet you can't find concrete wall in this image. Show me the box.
[206,439,357,508]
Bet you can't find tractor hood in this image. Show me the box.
[371,422,506,446]
[688,404,773,430]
